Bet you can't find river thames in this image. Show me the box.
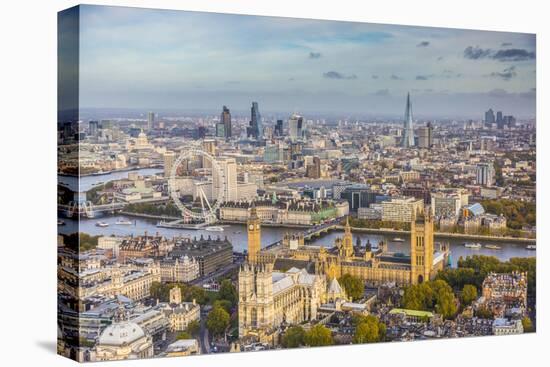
[58,168,535,267]
[60,215,535,267]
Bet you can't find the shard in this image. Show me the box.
[402,92,415,147]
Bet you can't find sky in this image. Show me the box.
[78,5,536,119]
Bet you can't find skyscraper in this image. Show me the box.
[402,93,415,148]
[485,109,495,126]
[247,102,262,139]
[417,122,433,149]
[274,119,284,137]
[496,111,503,129]
[289,113,305,142]
[476,163,495,187]
[221,105,232,138]
[147,111,155,131]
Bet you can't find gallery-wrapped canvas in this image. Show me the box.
[57,5,536,362]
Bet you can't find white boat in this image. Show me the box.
[57,219,66,226]
[96,221,109,227]
[392,237,405,242]
[116,220,133,225]
[485,244,501,250]
[526,244,537,250]
[464,242,481,249]
[205,226,224,232]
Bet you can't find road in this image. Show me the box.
[199,317,210,354]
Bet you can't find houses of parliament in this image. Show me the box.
[238,204,450,340]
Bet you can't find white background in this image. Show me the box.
[0,0,546,366]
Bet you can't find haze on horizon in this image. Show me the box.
[78,5,536,119]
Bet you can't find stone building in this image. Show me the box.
[238,263,326,339]
[159,255,200,283]
[168,235,233,277]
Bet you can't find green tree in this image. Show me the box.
[401,280,457,319]
[185,286,207,305]
[460,284,478,306]
[352,315,386,344]
[186,320,200,337]
[475,306,493,319]
[305,324,333,347]
[206,305,230,337]
[281,326,306,348]
[213,299,232,313]
[176,331,192,340]
[338,274,364,301]
[522,317,534,332]
[218,279,238,306]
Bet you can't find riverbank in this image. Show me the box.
[119,211,181,221]
[340,226,536,243]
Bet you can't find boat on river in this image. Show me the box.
[526,244,537,250]
[485,244,501,250]
[96,221,109,227]
[115,220,133,225]
[391,237,405,242]
[464,242,482,249]
[205,226,224,232]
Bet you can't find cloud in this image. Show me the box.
[371,75,379,79]
[464,46,493,60]
[374,89,390,96]
[309,52,322,59]
[224,80,240,85]
[488,66,517,81]
[323,71,357,80]
[437,56,444,61]
[492,49,535,61]
[416,75,433,80]
[464,46,535,61]
[390,74,402,80]
[501,42,513,47]
[288,77,295,81]
[417,41,430,47]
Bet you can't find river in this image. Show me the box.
[59,215,535,267]
[58,168,163,192]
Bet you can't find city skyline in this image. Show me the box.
[78,5,536,118]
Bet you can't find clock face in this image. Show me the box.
[249,224,254,230]
[256,224,260,230]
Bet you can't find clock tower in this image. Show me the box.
[247,202,261,264]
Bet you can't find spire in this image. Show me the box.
[402,92,415,148]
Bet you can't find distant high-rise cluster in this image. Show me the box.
[402,93,415,148]
[484,108,516,129]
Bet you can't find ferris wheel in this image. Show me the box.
[167,146,225,223]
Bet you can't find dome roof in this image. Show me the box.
[98,321,146,346]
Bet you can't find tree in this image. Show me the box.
[339,274,364,301]
[522,317,534,332]
[218,279,238,307]
[186,320,200,337]
[185,286,207,305]
[206,305,230,337]
[401,280,457,319]
[460,284,478,306]
[352,315,386,344]
[475,306,493,319]
[281,326,306,348]
[213,299,232,313]
[305,324,333,347]
[176,331,192,340]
